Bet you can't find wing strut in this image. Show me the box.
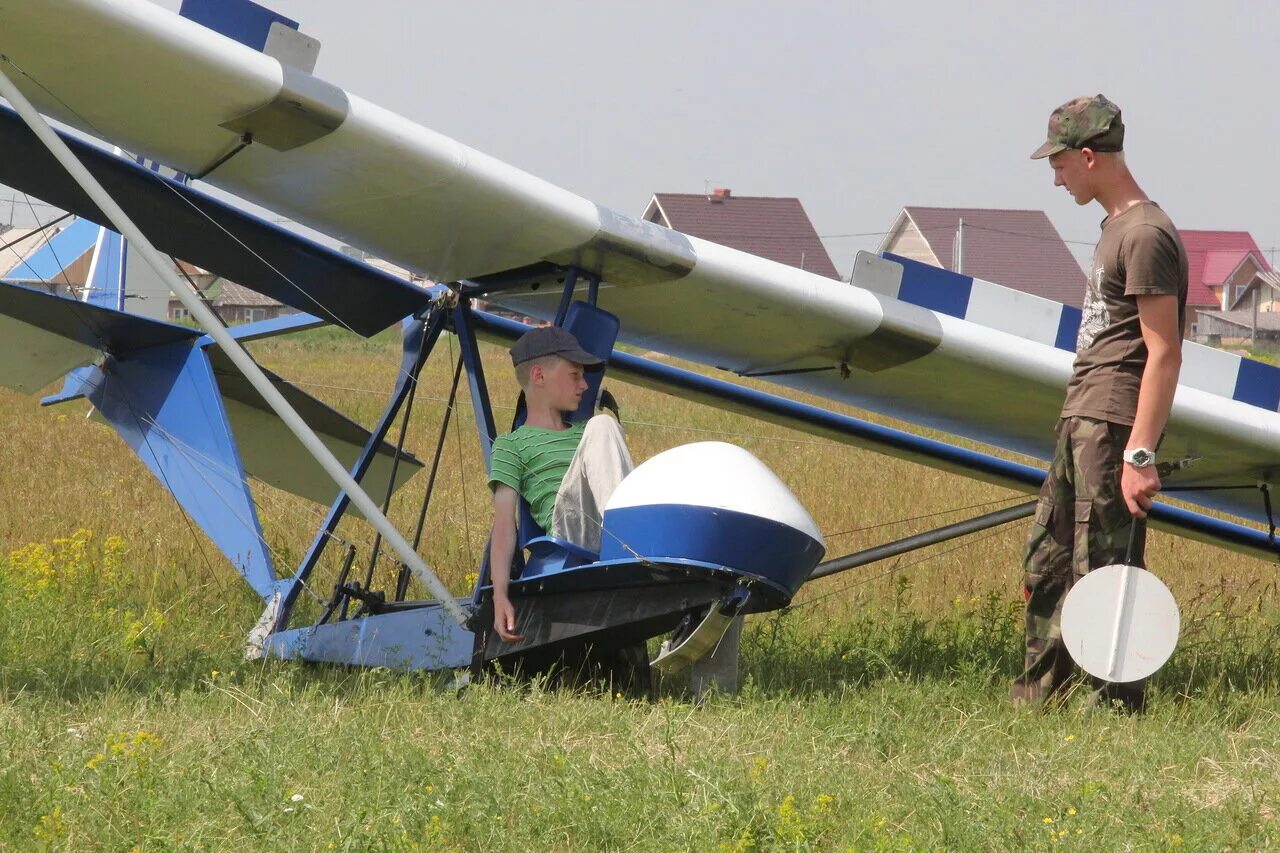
[0,63,468,627]
[808,500,1036,581]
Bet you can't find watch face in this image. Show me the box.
[1130,450,1152,466]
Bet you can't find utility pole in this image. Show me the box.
[1252,286,1259,349]
[953,217,965,274]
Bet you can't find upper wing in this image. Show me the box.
[3,0,1278,531]
[0,0,693,289]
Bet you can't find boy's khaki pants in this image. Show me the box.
[550,414,634,553]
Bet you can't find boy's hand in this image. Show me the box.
[493,596,524,642]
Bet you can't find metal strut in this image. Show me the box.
[357,320,431,600]
[275,305,448,630]
[1164,481,1278,551]
[807,500,1036,581]
[397,355,467,602]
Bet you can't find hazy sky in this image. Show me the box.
[8,1,1280,275]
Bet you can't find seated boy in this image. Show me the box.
[487,326,634,643]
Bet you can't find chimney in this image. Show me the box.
[709,187,732,203]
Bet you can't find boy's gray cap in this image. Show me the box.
[510,326,604,369]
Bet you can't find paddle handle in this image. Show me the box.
[1124,516,1144,566]
[1105,518,1146,680]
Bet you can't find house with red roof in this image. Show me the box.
[877,206,1085,307]
[642,189,840,280]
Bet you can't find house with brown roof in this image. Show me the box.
[1220,268,1280,315]
[1181,230,1274,312]
[169,277,298,325]
[0,223,92,295]
[1194,308,1280,345]
[878,206,1086,307]
[642,189,840,279]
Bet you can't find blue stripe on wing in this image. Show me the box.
[883,251,1280,413]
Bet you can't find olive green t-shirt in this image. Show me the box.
[487,422,585,532]
[1061,201,1188,425]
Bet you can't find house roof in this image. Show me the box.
[1180,230,1272,307]
[212,279,283,308]
[644,191,840,279]
[175,259,208,277]
[1196,308,1280,332]
[886,207,1086,307]
[0,225,57,277]
[1228,270,1280,310]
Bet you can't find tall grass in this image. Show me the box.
[3,330,1280,848]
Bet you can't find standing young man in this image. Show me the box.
[1012,95,1188,709]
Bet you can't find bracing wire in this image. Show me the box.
[446,334,475,566]
[358,321,429,595]
[21,194,74,294]
[11,203,77,297]
[789,524,1018,613]
[820,495,1028,541]
[0,211,72,253]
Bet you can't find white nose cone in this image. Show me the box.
[607,442,823,542]
[601,442,824,599]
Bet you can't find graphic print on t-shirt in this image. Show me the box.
[1077,263,1109,352]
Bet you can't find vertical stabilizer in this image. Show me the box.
[83,225,126,311]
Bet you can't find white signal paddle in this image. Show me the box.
[1061,518,1180,683]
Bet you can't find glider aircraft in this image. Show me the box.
[0,0,1277,679]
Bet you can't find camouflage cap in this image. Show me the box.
[1030,94,1124,159]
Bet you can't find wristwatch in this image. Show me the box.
[1123,448,1156,468]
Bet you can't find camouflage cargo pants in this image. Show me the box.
[1010,416,1147,709]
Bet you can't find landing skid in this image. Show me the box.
[652,587,750,673]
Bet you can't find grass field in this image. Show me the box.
[3,328,1280,850]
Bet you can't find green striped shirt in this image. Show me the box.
[488,422,585,532]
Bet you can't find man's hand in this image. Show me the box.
[493,596,523,642]
[1121,462,1161,518]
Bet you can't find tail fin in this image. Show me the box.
[0,281,422,599]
